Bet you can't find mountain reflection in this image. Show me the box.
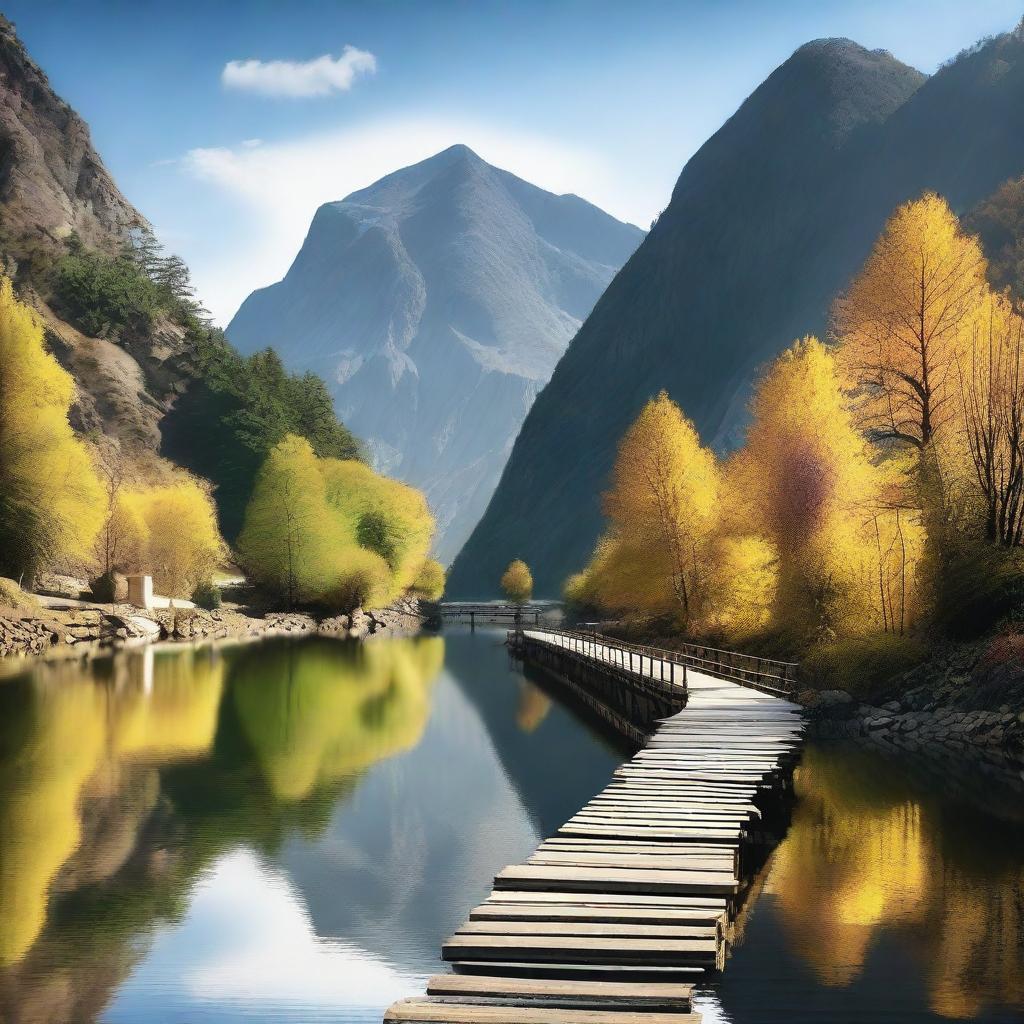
[765,744,1024,1019]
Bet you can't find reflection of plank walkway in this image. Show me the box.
[385,630,803,1024]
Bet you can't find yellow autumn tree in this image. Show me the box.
[734,338,922,637]
[133,476,224,599]
[501,559,533,604]
[956,291,1024,544]
[835,193,987,455]
[412,558,445,601]
[238,435,437,611]
[600,391,719,628]
[0,276,104,579]
[238,434,336,605]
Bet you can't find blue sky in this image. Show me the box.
[5,0,1022,323]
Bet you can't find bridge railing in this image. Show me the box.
[511,625,688,698]
[517,625,798,697]
[439,603,547,626]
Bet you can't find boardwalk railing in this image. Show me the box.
[520,625,798,696]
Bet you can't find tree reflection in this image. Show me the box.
[767,744,1024,1017]
[0,635,444,1023]
[232,637,442,800]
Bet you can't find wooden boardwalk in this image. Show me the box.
[384,629,804,1024]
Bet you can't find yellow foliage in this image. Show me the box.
[592,392,720,627]
[321,458,435,604]
[238,434,337,605]
[734,337,917,637]
[0,276,104,578]
[323,544,392,611]
[412,558,446,601]
[102,487,150,576]
[703,535,778,637]
[128,476,223,598]
[501,558,533,603]
[239,435,436,609]
[835,192,987,451]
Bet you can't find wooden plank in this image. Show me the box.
[424,975,694,1008]
[529,853,732,873]
[385,998,702,1023]
[495,864,738,896]
[485,890,727,910]
[448,960,705,979]
[441,934,719,964]
[456,921,717,939]
[469,904,726,926]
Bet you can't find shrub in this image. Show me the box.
[411,559,445,601]
[800,633,929,700]
[90,570,127,604]
[192,580,221,610]
[0,577,39,612]
[325,549,391,614]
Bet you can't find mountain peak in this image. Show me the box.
[228,152,643,564]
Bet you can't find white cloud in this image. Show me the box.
[222,47,376,98]
[181,117,628,324]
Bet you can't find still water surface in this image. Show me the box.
[0,629,1021,1023]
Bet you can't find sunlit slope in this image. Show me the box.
[451,24,1024,597]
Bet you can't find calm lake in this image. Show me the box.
[0,629,1021,1023]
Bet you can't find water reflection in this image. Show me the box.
[0,630,623,1023]
[714,742,1024,1023]
[3,635,1021,1024]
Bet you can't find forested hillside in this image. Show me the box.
[0,14,358,543]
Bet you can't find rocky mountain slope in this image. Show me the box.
[450,22,1024,598]
[0,15,360,551]
[227,146,643,563]
[0,14,192,456]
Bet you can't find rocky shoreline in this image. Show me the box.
[800,636,1024,778]
[0,596,435,663]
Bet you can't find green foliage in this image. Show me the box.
[928,541,1024,639]
[191,580,222,611]
[321,459,434,603]
[163,341,360,541]
[356,510,399,566]
[238,435,435,611]
[54,240,164,338]
[89,570,118,604]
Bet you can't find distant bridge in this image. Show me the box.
[438,602,561,627]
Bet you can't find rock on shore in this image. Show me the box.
[0,596,433,659]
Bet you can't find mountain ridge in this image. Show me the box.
[448,28,1024,597]
[227,145,643,563]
